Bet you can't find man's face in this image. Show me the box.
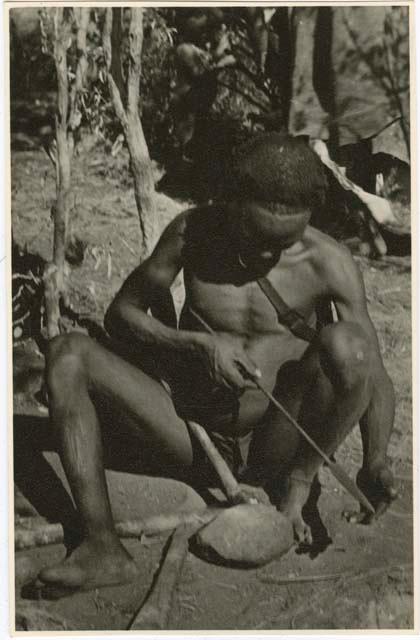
[236,201,310,270]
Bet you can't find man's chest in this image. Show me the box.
[184,259,322,335]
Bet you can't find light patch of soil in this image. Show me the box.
[11,145,413,631]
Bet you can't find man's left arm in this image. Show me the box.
[327,245,397,518]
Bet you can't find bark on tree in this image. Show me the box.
[43,8,90,338]
[43,8,72,338]
[69,7,90,131]
[103,8,157,256]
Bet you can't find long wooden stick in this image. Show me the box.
[128,523,197,630]
[189,308,375,514]
[15,509,219,551]
[186,421,256,505]
[258,562,412,586]
[253,380,374,514]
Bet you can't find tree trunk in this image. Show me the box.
[69,7,90,131]
[289,7,329,138]
[43,8,72,338]
[126,8,157,253]
[43,8,90,338]
[125,112,157,252]
[103,8,157,257]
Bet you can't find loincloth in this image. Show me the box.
[171,389,255,484]
[141,362,268,486]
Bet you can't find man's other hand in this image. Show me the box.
[200,335,261,392]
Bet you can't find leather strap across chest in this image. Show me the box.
[257,277,317,343]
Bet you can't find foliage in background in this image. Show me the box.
[10,7,411,158]
[102,7,157,254]
[140,9,177,153]
[343,6,410,156]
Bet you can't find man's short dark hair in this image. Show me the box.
[226,133,328,212]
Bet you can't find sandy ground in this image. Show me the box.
[11,144,414,631]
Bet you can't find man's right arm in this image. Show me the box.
[104,211,208,364]
[104,210,260,390]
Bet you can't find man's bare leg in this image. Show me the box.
[38,333,194,592]
[255,322,392,542]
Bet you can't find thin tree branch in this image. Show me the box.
[53,8,71,132]
[111,7,126,104]
[235,59,272,99]
[217,80,269,112]
[103,8,127,126]
[102,7,112,71]
[102,5,156,254]
[126,8,143,118]
[68,7,90,130]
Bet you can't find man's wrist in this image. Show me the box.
[183,331,212,354]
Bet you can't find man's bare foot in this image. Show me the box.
[277,473,313,544]
[37,536,139,595]
[343,463,398,524]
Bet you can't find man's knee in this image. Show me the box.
[46,332,91,396]
[318,322,372,390]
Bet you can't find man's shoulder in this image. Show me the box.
[305,226,362,299]
[305,225,354,269]
[158,206,199,245]
[166,207,193,232]
[156,205,221,260]
[167,204,217,233]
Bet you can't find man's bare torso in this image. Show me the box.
[165,207,334,435]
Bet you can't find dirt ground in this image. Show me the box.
[11,143,414,631]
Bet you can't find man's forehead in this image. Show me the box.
[241,202,309,239]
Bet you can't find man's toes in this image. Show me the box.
[303,524,312,544]
[343,509,364,524]
[293,519,312,544]
[377,467,396,493]
[387,486,398,500]
[343,507,376,524]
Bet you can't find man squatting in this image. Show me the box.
[38,134,397,593]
